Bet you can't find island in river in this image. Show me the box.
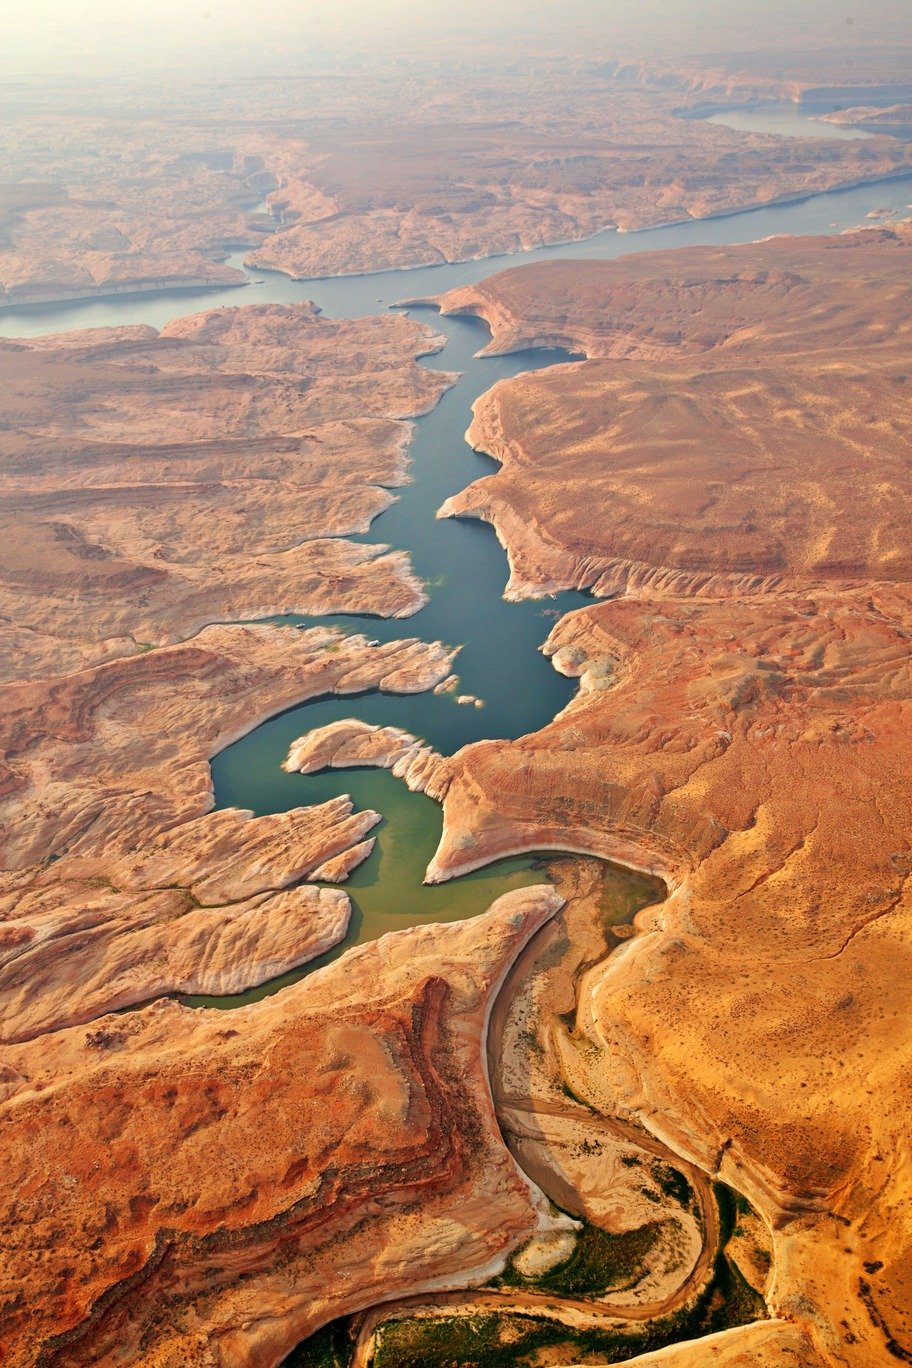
[1,44,912,1368]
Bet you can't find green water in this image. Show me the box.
[7,173,912,988]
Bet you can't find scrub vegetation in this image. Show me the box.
[286,1183,768,1367]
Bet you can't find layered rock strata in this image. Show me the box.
[0,116,269,308]
[401,225,912,1365]
[433,225,912,600]
[245,106,912,280]
[429,223,912,359]
[0,625,456,1041]
[0,887,563,1367]
[284,719,449,802]
[395,588,912,1367]
[4,60,912,302]
[0,302,452,682]
[822,105,912,135]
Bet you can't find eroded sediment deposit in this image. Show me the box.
[3,53,912,1363]
[395,225,912,1365]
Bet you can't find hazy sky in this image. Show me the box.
[3,0,910,80]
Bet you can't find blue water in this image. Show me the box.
[5,170,911,982]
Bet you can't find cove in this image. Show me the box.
[197,313,594,996]
[6,172,912,992]
[697,101,879,140]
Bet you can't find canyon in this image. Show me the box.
[1,47,912,1368]
[3,56,912,309]
[431,224,912,599]
[0,302,451,681]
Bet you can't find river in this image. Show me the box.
[3,171,912,992]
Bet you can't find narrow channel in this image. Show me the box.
[4,173,912,988]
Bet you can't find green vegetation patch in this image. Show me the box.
[651,1161,693,1209]
[372,1311,648,1368]
[596,867,665,928]
[282,1317,354,1368]
[498,1220,661,1298]
[283,1181,768,1368]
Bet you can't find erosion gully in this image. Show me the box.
[3,165,909,979]
[3,118,910,1365]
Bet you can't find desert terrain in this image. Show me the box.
[432,225,912,598]
[3,52,912,306]
[2,27,912,1368]
[0,302,451,680]
[376,223,912,1366]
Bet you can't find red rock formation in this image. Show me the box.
[417,586,912,1365]
[401,224,912,1364]
[0,625,456,1040]
[246,110,912,279]
[431,226,912,600]
[4,62,912,301]
[284,719,449,801]
[0,887,562,1368]
[0,303,452,682]
[0,120,260,308]
[430,224,912,360]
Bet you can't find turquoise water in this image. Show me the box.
[6,172,912,983]
[204,314,593,983]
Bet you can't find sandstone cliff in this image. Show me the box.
[0,303,452,682]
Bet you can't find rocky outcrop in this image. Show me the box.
[407,223,912,1364]
[0,624,456,868]
[822,104,912,134]
[0,886,563,1368]
[0,303,452,683]
[4,53,912,299]
[429,224,912,358]
[424,588,912,1366]
[284,719,450,802]
[244,98,912,280]
[0,803,372,1043]
[0,625,457,1040]
[0,122,269,310]
[434,226,912,601]
[443,343,912,599]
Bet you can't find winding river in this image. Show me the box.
[3,168,912,991]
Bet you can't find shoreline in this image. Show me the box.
[5,165,910,327]
[0,273,248,318]
[243,165,912,288]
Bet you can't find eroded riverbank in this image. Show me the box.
[4,171,911,1368]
